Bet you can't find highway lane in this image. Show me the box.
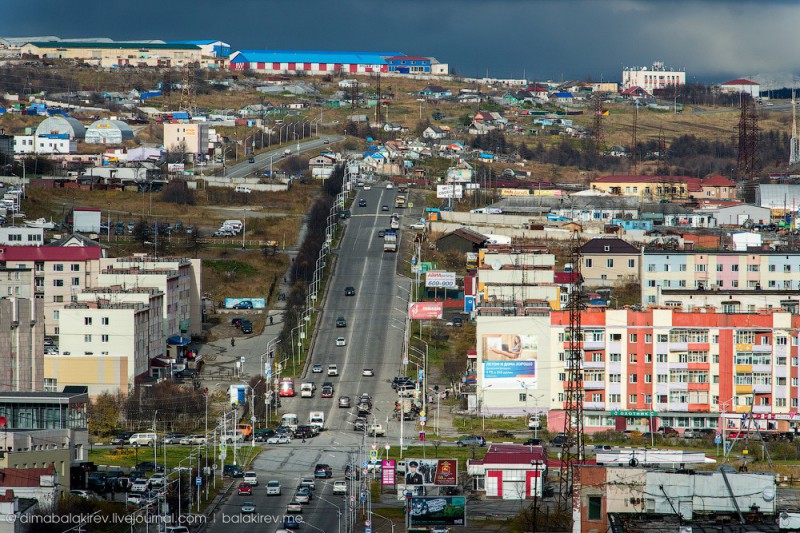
[220,134,344,181]
[207,182,410,533]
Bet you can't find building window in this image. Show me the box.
[102,317,109,326]
[629,394,638,403]
[769,264,776,272]
[630,353,638,363]
[587,495,602,520]
[84,335,92,343]
[54,295,63,303]
[695,264,706,272]
[53,280,63,287]
[53,310,59,320]
[609,353,621,362]
[609,374,620,383]
[585,259,593,268]
[101,335,109,343]
[747,264,759,272]
[71,264,80,272]
[645,334,652,344]
[53,264,64,272]
[607,259,614,268]
[645,374,652,383]
[43,378,58,392]
[72,277,80,287]
[591,393,602,402]
[630,334,638,343]
[609,394,621,403]
[84,317,92,326]
[519,393,526,402]
[731,264,739,272]
[630,374,637,383]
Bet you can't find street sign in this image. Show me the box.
[371,444,377,450]
[213,464,218,470]
[370,450,378,460]
[420,416,427,422]
[218,452,225,461]
[403,358,409,366]
[714,437,722,445]
[420,411,426,418]
[365,529,372,533]
[240,356,246,364]
[219,442,228,452]
[365,520,371,527]
[196,476,202,486]
[420,420,426,427]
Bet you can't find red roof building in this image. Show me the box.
[467,445,548,499]
[719,78,760,98]
[591,175,736,200]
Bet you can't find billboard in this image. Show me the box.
[224,298,267,309]
[403,459,457,486]
[409,497,466,527]
[381,460,395,486]
[482,334,538,389]
[436,185,463,199]
[501,188,531,197]
[425,271,457,288]
[409,302,444,320]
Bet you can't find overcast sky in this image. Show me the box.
[3,0,799,82]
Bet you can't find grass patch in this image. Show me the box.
[205,259,259,277]
[454,416,529,433]
[88,444,259,470]
[387,444,487,462]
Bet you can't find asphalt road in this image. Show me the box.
[207,183,413,533]
[219,135,343,181]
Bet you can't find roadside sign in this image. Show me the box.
[218,452,225,461]
[370,450,378,460]
[420,420,426,427]
[365,520,371,527]
[219,442,228,452]
[420,416,427,422]
[365,529,372,533]
[714,437,722,445]
[420,411,426,418]
[196,476,202,486]
[240,356,246,364]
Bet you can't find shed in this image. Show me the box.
[713,204,771,226]
[436,228,488,254]
[85,120,134,144]
[35,116,85,140]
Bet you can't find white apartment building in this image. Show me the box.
[622,62,685,92]
[163,123,209,156]
[0,227,43,247]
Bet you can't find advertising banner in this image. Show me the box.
[224,298,267,309]
[408,497,466,526]
[501,188,531,197]
[482,334,538,389]
[403,459,457,486]
[436,185,463,199]
[381,460,395,486]
[425,271,457,288]
[409,302,444,320]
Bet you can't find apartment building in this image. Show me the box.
[0,247,102,336]
[476,247,560,310]
[0,296,44,392]
[477,308,800,435]
[622,63,685,92]
[163,123,209,156]
[641,250,800,306]
[590,175,735,201]
[579,238,640,286]
[0,267,31,299]
[0,228,43,247]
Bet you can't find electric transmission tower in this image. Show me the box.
[592,94,604,154]
[178,62,196,113]
[630,101,639,173]
[559,231,585,511]
[790,89,800,166]
[737,93,760,203]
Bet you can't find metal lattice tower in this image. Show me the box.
[737,93,760,202]
[178,63,195,113]
[657,127,667,165]
[375,72,383,126]
[790,89,800,166]
[559,231,585,508]
[592,94,604,154]
[631,101,639,173]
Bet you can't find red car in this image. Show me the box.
[238,482,253,496]
[321,386,333,398]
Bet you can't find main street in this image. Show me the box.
[219,134,344,181]
[207,183,416,533]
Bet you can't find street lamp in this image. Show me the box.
[479,384,493,434]
[315,494,343,533]
[368,510,396,533]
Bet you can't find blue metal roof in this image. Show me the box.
[169,40,218,45]
[231,50,404,65]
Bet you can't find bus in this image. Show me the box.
[279,378,295,397]
[280,413,299,431]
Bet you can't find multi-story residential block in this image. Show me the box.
[0,228,43,247]
[163,123,209,156]
[476,246,561,310]
[20,41,203,68]
[590,175,735,201]
[622,62,685,92]
[641,250,800,306]
[0,267,32,299]
[657,288,800,314]
[0,295,44,392]
[476,308,800,436]
[579,238,640,286]
[0,247,102,336]
[98,256,202,338]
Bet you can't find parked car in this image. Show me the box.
[524,438,543,446]
[267,434,291,444]
[683,429,698,439]
[658,426,679,436]
[163,433,186,444]
[457,435,486,447]
[223,465,244,478]
[111,432,134,445]
[135,461,163,472]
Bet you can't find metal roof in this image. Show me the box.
[230,50,403,65]
[24,41,199,50]
[757,184,800,209]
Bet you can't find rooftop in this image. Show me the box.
[721,78,759,86]
[25,41,199,50]
[0,246,101,261]
[579,238,640,255]
[0,467,55,488]
[469,444,548,465]
[231,49,403,65]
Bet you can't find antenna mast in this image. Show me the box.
[790,88,800,166]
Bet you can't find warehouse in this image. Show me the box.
[35,116,85,140]
[229,49,403,74]
[20,41,202,68]
[85,119,134,144]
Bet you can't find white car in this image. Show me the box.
[409,222,426,231]
[362,368,374,377]
[243,471,258,486]
[386,183,393,189]
[126,493,142,506]
[287,501,303,513]
[328,364,339,376]
[234,186,252,194]
[332,481,347,495]
[336,337,346,346]
[267,435,291,444]
[149,473,166,488]
[312,364,323,373]
[130,479,149,493]
[266,480,281,495]
[363,185,371,190]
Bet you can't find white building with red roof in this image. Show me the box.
[719,78,760,98]
[467,444,549,499]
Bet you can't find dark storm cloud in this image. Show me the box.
[3,0,799,81]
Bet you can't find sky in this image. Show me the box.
[3,0,800,83]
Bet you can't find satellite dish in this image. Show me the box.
[628,457,639,467]
[763,487,775,501]
[491,260,502,271]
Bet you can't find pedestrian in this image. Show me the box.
[269,315,274,325]
[231,338,235,348]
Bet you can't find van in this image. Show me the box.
[222,219,243,232]
[128,433,156,446]
[300,383,315,398]
[234,185,251,194]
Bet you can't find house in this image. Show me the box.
[467,445,548,499]
[456,92,482,104]
[436,228,488,254]
[422,126,446,140]
[711,204,770,226]
[0,489,37,531]
[578,238,640,286]
[308,154,337,168]
[550,92,574,104]
[420,85,452,100]
[590,175,736,201]
[620,86,651,100]
[385,55,432,74]
[0,466,59,509]
[383,123,402,132]
[468,122,495,135]
[719,78,760,98]
[472,111,506,126]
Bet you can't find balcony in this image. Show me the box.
[753,364,772,374]
[584,381,606,390]
[583,340,606,351]
[584,361,606,370]
[735,364,752,374]
[668,382,688,391]
[753,344,772,353]
[667,403,689,412]
[669,342,689,352]
[584,402,605,410]
[688,404,709,413]
[688,382,709,391]
[669,362,689,370]
[753,384,772,394]
[687,362,710,371]
[753,404,772,414]
[736,385,753,394]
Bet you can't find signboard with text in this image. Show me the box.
[436,185,463,199]
[425,271,457,288]
[409,302,444,320]
[403,459,457,487]
[409,496,466,526]
[381,460,395,486]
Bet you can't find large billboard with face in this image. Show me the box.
[403,458,457,486]
[409,497,466,527]
[482,334,538,389]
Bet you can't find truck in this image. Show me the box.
[394,195,406,209]
[300,382,315,398]
[309,411,325,432]
[390,215,400,230]
[383,230,397,253]
[394,398,420,421]
[280,413,299,431]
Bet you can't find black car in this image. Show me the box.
[135,461,163,472]
[111,432,135,445]
[524,438,543,446]
[358,199,367,207]
[241,323,253,334]
[344,286,355,296]
[452,316,463,327]
[223,465,244,478]
[295,426,315,439]
[253,428,275,442]
[377,230,385,238]
[86,472,107,493]
[175,368,196,379]
[248,157,255,163]
[335,316,347,328]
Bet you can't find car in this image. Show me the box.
[338,396,351,408]
[392,377,413,389]
[328,364,339,376]
[135,461,162,472]
[178,435,195,445]
[658,426,679,436]
[368,424,385,437]
[363,185,371,190]
[386,183,393,189]
[550,435,574,447]
[111,432,135,445]
[287,501,303,513]
[130,478,150,493]
[267,434,291,444]
[357,402,371,415]
[362,368,374,377]
[299,477,316,490]
[243,471,258,486]
[456,435,486,447]
[294,426,315,439]
[223,465,244,478]
[149,473,166,488]
[358,199,367,207]
[283,516,301,530]
[359,393,373,406]
[294,488,312,503]
[266,480,281,495]
[452,316,463,327]
[70,490,97,499]
[312,364,323,373]
[409,221,426,230]
[336,337,346,346]
[336,316,347,327]
[233,301,253,309]
[126,493,142,506]
[240,501,256,514]
[339,209,351,219]
[241,323,253,334]
[321,385,334,398]
[378,230,385,238]
[344,286,355,296]
[248,157,255,163]
[237,482,253,496]
[323,139,330,144]
[353,417,367,431]
[163,433,186,444]
[253,428,275,442]
[524,438,543,446]
[366,459,381,472]
[382,205,389,211]
[234,186,252,194]
[683,429,697,439]
[332,481,348,495]
[313,464,332,479]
